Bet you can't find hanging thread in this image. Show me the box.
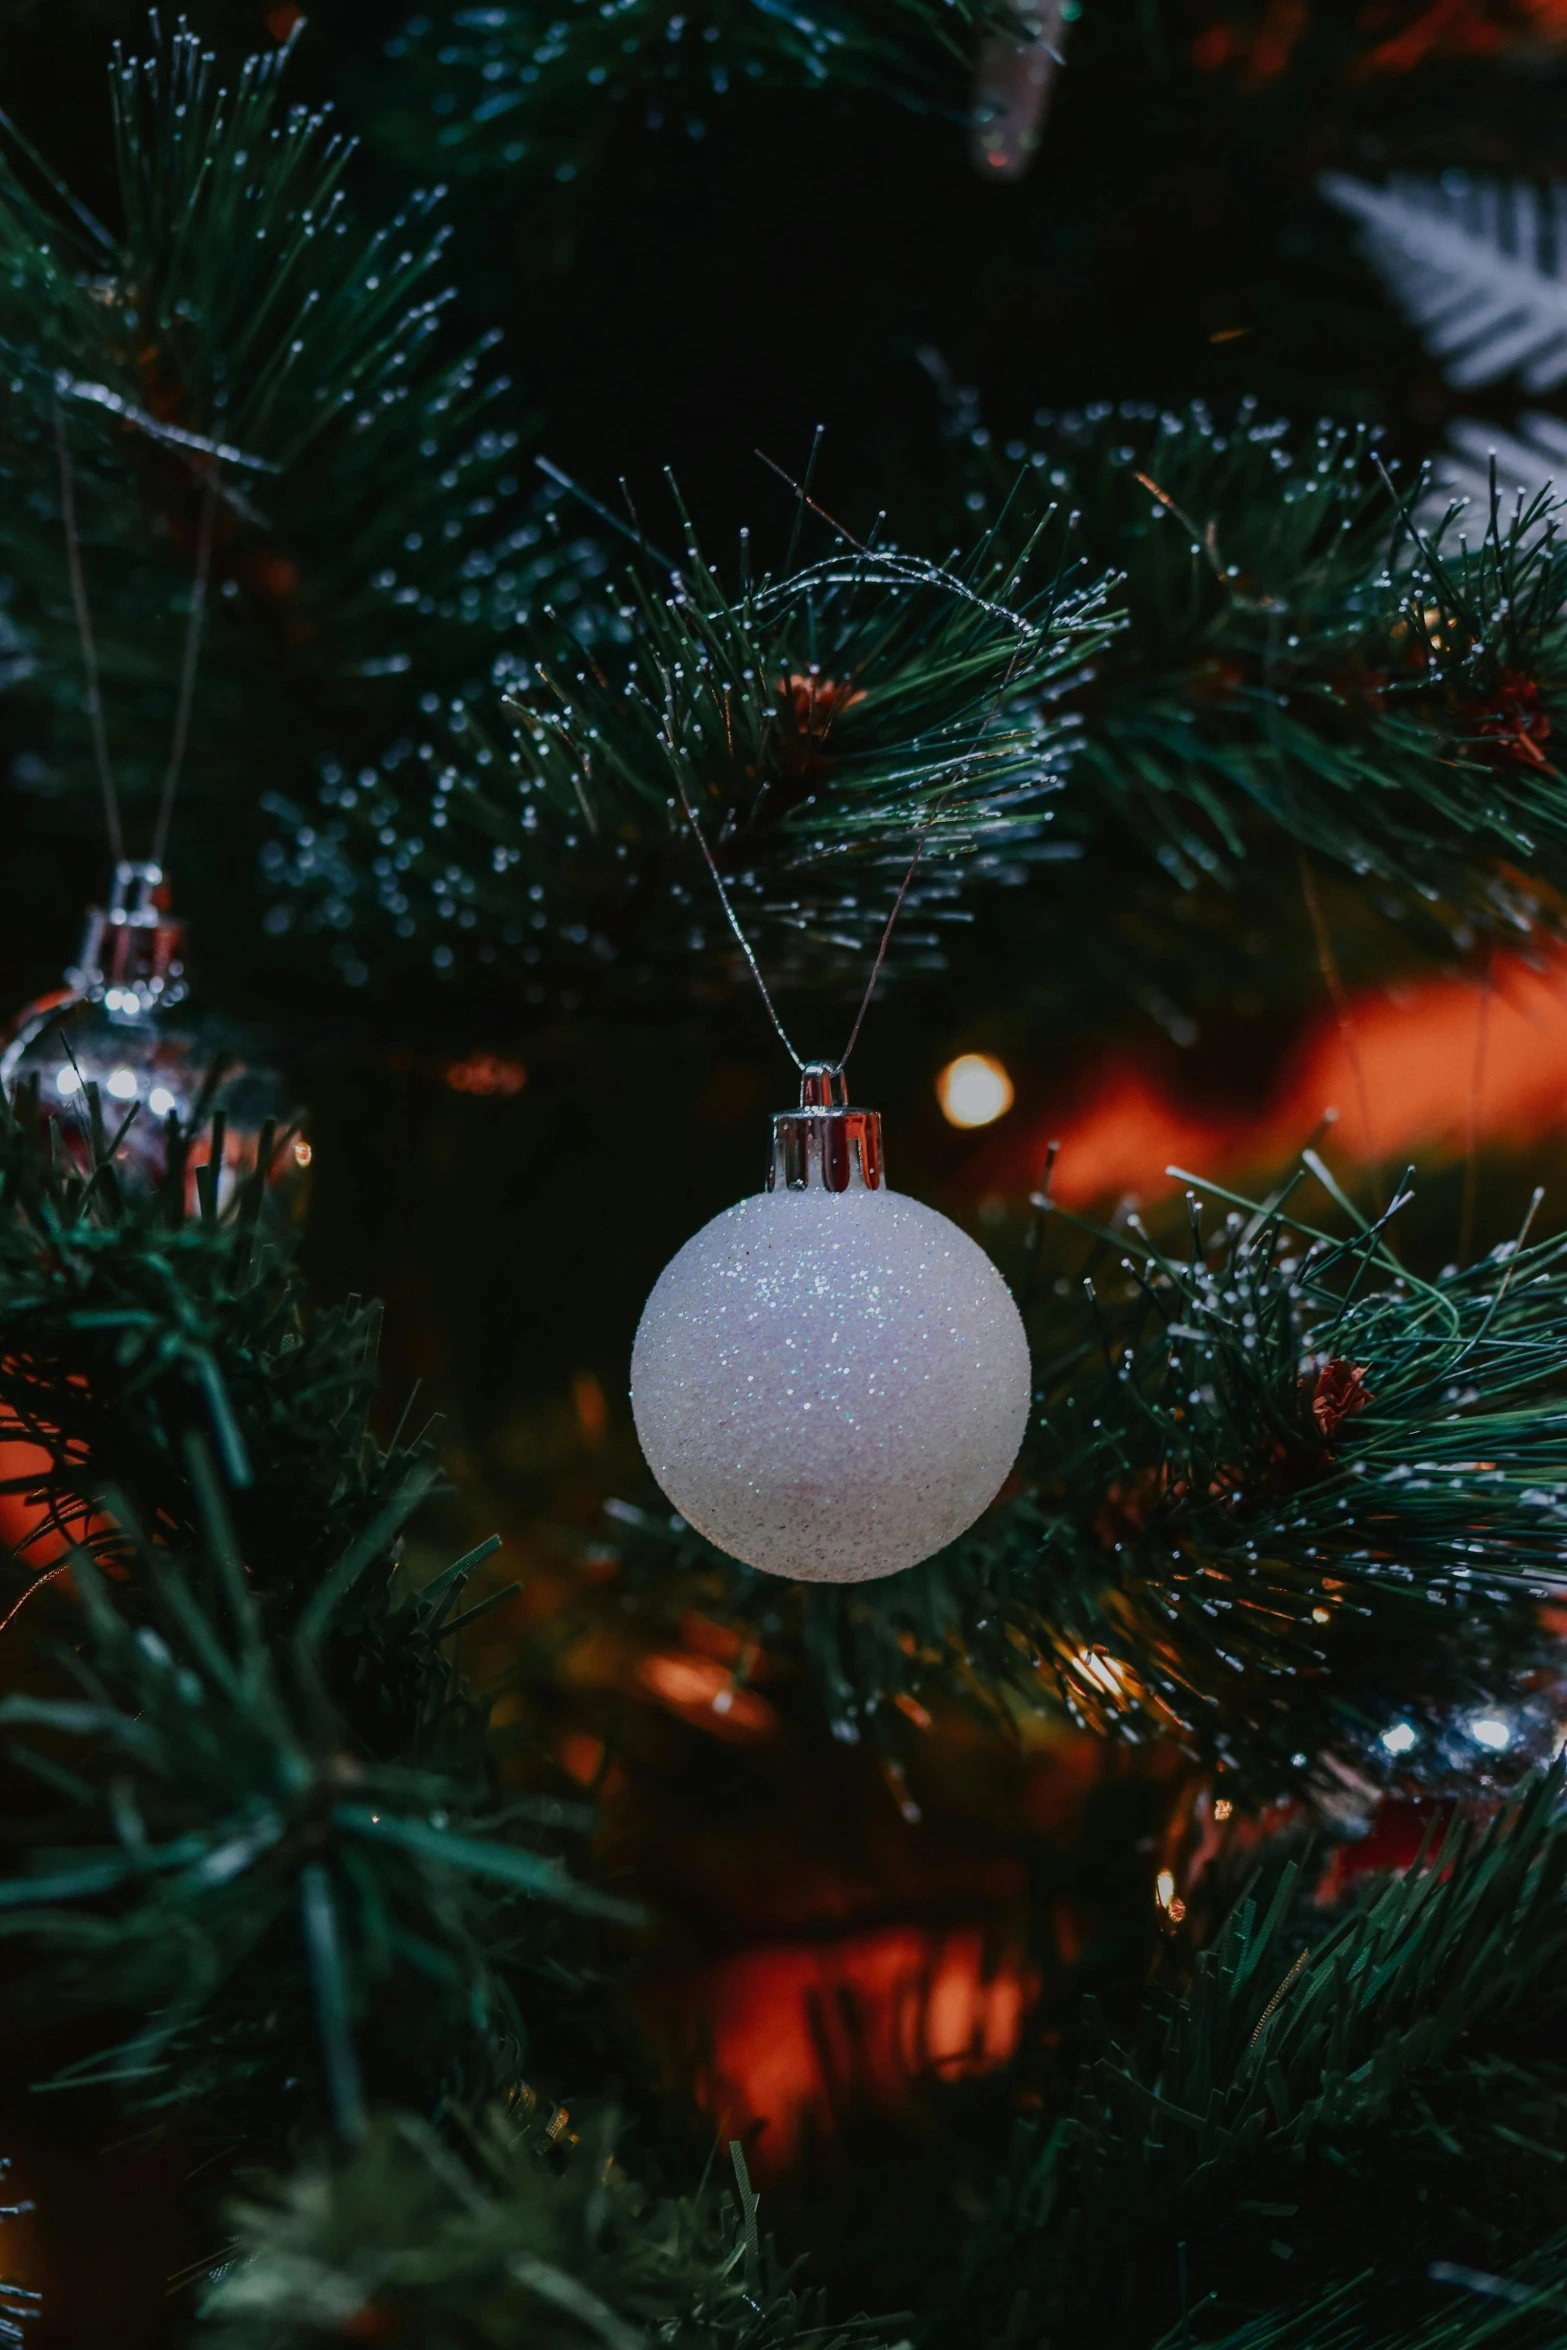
[151,462,220,874]
[53,398,220,882]
[54,398,123,869]
[673,772,937,1082]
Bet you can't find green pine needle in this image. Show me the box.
[945,1766,1567,2347]
[376,0,1024,184]
[0,20,597,983]
[200,2101,899,2348]
[0,1098,640,2136]
[343,478,1118,986]
[964,401,1567,942]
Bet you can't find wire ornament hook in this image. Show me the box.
[54,395,123,870]
[673,770,934,1083]
[668,450,1043,1080]
[52,400,219,885]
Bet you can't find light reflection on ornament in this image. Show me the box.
[1148,1863,1190,1929]
[937,1052,1015,1130]
[1470,1715,1511,1750]
[1381,1722,1418,1755]
[106,1066,138,1100]
[148,1087,177,1119]
[54,1068,79,1098]
[1073,1647,1132,1701]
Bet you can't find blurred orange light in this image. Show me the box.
[637,1650,776,1738]
[938,1052,1015,1130]
[1002,945,1567,1211]
[572,1371,609,1445]
[1073,1647,1132,1701]
[444,1051,526,1098]
[667,1925,1033,2173]
[558,1731,606,1786]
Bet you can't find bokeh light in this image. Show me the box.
[937,1052,1015,1129]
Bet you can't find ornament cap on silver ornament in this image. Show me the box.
[630,1064,1032,1584]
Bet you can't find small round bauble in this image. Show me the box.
[631,1086,1031,1583]
[2,860,303,1205]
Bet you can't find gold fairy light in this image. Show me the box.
[937,1052,1015,1129]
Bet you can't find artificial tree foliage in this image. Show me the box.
[200,2103,894,2349]
[611,1163,1567,1793]
[0,1086,640,2145]
[9,4,1567,2348]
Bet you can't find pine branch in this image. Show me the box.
[0,2164,37,2348]
[1193,2255,1567,2350]
[942,1767,1567,2348]
[270,479,1117,987]
[199,2102,898,2349]
[375,0,1022,185]
[291,402,1567,1002]
[0,1100,641,2139]
[962,402,1567,941]
[617,1167,1567,1795]
[0,1076,427,1673]
[1322,175,1567,394]
[0,20,599,983]
[0,1457,638,2136]
[1436,414,1567,529]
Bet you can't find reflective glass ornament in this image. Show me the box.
[0,860,301,1193]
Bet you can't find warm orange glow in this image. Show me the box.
[668,1925,1032,2172]
[636,1650,777,1738]
[558,1731,606,1786]
[444,1051,526,1098]
[1020,947,1567,1210]
[0,1438,60,1560]
[0,1431,107,1617]
[937,1052,1015,1130]
[1072,1648,1132,1701]
[572,1371,609,1445]
[678,1612,747,1664]
[292,1136,313,1168]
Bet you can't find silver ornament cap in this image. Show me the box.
[768,1061,884,1194]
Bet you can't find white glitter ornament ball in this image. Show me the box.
[630,1067,1031,1584]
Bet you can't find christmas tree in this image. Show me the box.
[6,0,1567,2342]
